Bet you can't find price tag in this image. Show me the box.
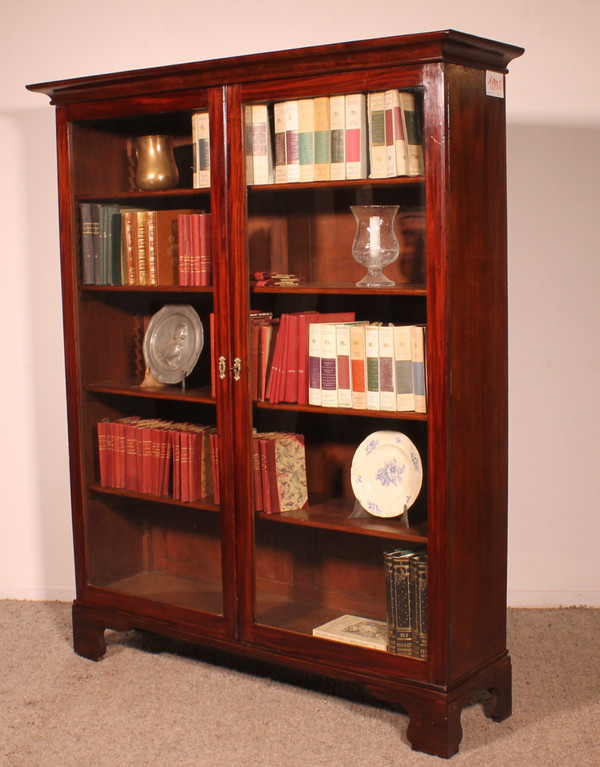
[486,71,505,99]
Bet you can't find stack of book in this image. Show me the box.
[309,322,427,413]
[249,313,426,412]
[252,431,309,513]
[259,311,355,405]
[200,427,308,513]
[244,89,423,186]
[367,90,424,179]
[249,311,278,402]
[384,549,428,659]
[192,111,210,188]
[79,205,212,287]
[97,417,216,502]
[245,103,274,185]
[177,212,212,286]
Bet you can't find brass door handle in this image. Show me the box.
[218,356,242,381]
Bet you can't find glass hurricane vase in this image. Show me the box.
[351,205,400,287]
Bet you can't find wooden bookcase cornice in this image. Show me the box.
[27,30,524,105]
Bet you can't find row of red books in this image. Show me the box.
[97,417,308,514]
[97,417,216,503]
[178,212,212,287]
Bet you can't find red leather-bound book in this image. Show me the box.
[97,420,110,487]
[178,213,192,286]
[210,431,220,505]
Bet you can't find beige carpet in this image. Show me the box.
[1,601,598,766]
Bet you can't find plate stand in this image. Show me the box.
[350,501,410,526]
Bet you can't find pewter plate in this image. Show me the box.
[143,304,203,384]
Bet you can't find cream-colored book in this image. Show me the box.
[244,105,254,184]
[319,322,338,408]
[273,101,287,183]
[400,91,424,176]
[298,98,315,182]
[350,323,367,410]
[192,111,210,189]
[251,103,274,185]
[284,100,300,183]
[336,323,352,408]
[329,94,346,180]
[389,89,409,176]
[308,323,322,406]
[345,93,367,179]
[383,90,396,176]
[392,325,415,411]
[378,324,397,411]
[410,324,427,413]
[313,96,331,181]
[368,91,386,178]
[365,323,381,410]
[313,614,388,651]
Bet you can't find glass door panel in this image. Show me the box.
[240,82,429,659]
[70,92,231,623]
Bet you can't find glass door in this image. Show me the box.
[230,74,430,665]
[67,88,235,633]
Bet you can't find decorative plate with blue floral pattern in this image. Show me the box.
[350,430,422,518]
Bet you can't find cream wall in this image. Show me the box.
[1,0,599,605]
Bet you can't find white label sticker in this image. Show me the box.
[486,70,505,98]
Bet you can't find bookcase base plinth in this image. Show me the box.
[366,654,512,759]
[72,599,511,759]
[72,602,110,661]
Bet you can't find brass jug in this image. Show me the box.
[135,135,179,190]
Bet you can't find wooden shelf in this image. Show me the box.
[81,284,214,294]
[248,176,425,192]
[254,584,426,664]
[258,496,427,542]
[254,400,427,420]
[86,379,215,403]
[252,281,426,296]
[76,188,209,203]
[90,483,219,512]
[98,570,223,614]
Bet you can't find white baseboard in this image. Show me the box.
[508,590,600,608]
[0,584,75,602]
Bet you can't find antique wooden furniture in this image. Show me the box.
[28,30,523,757]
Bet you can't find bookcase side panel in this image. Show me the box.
[57,105,89,596]
[417,64,451,686]
[445,64,510,682]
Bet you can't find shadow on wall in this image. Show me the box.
[19,103,74,600]
[507,122,600,606]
